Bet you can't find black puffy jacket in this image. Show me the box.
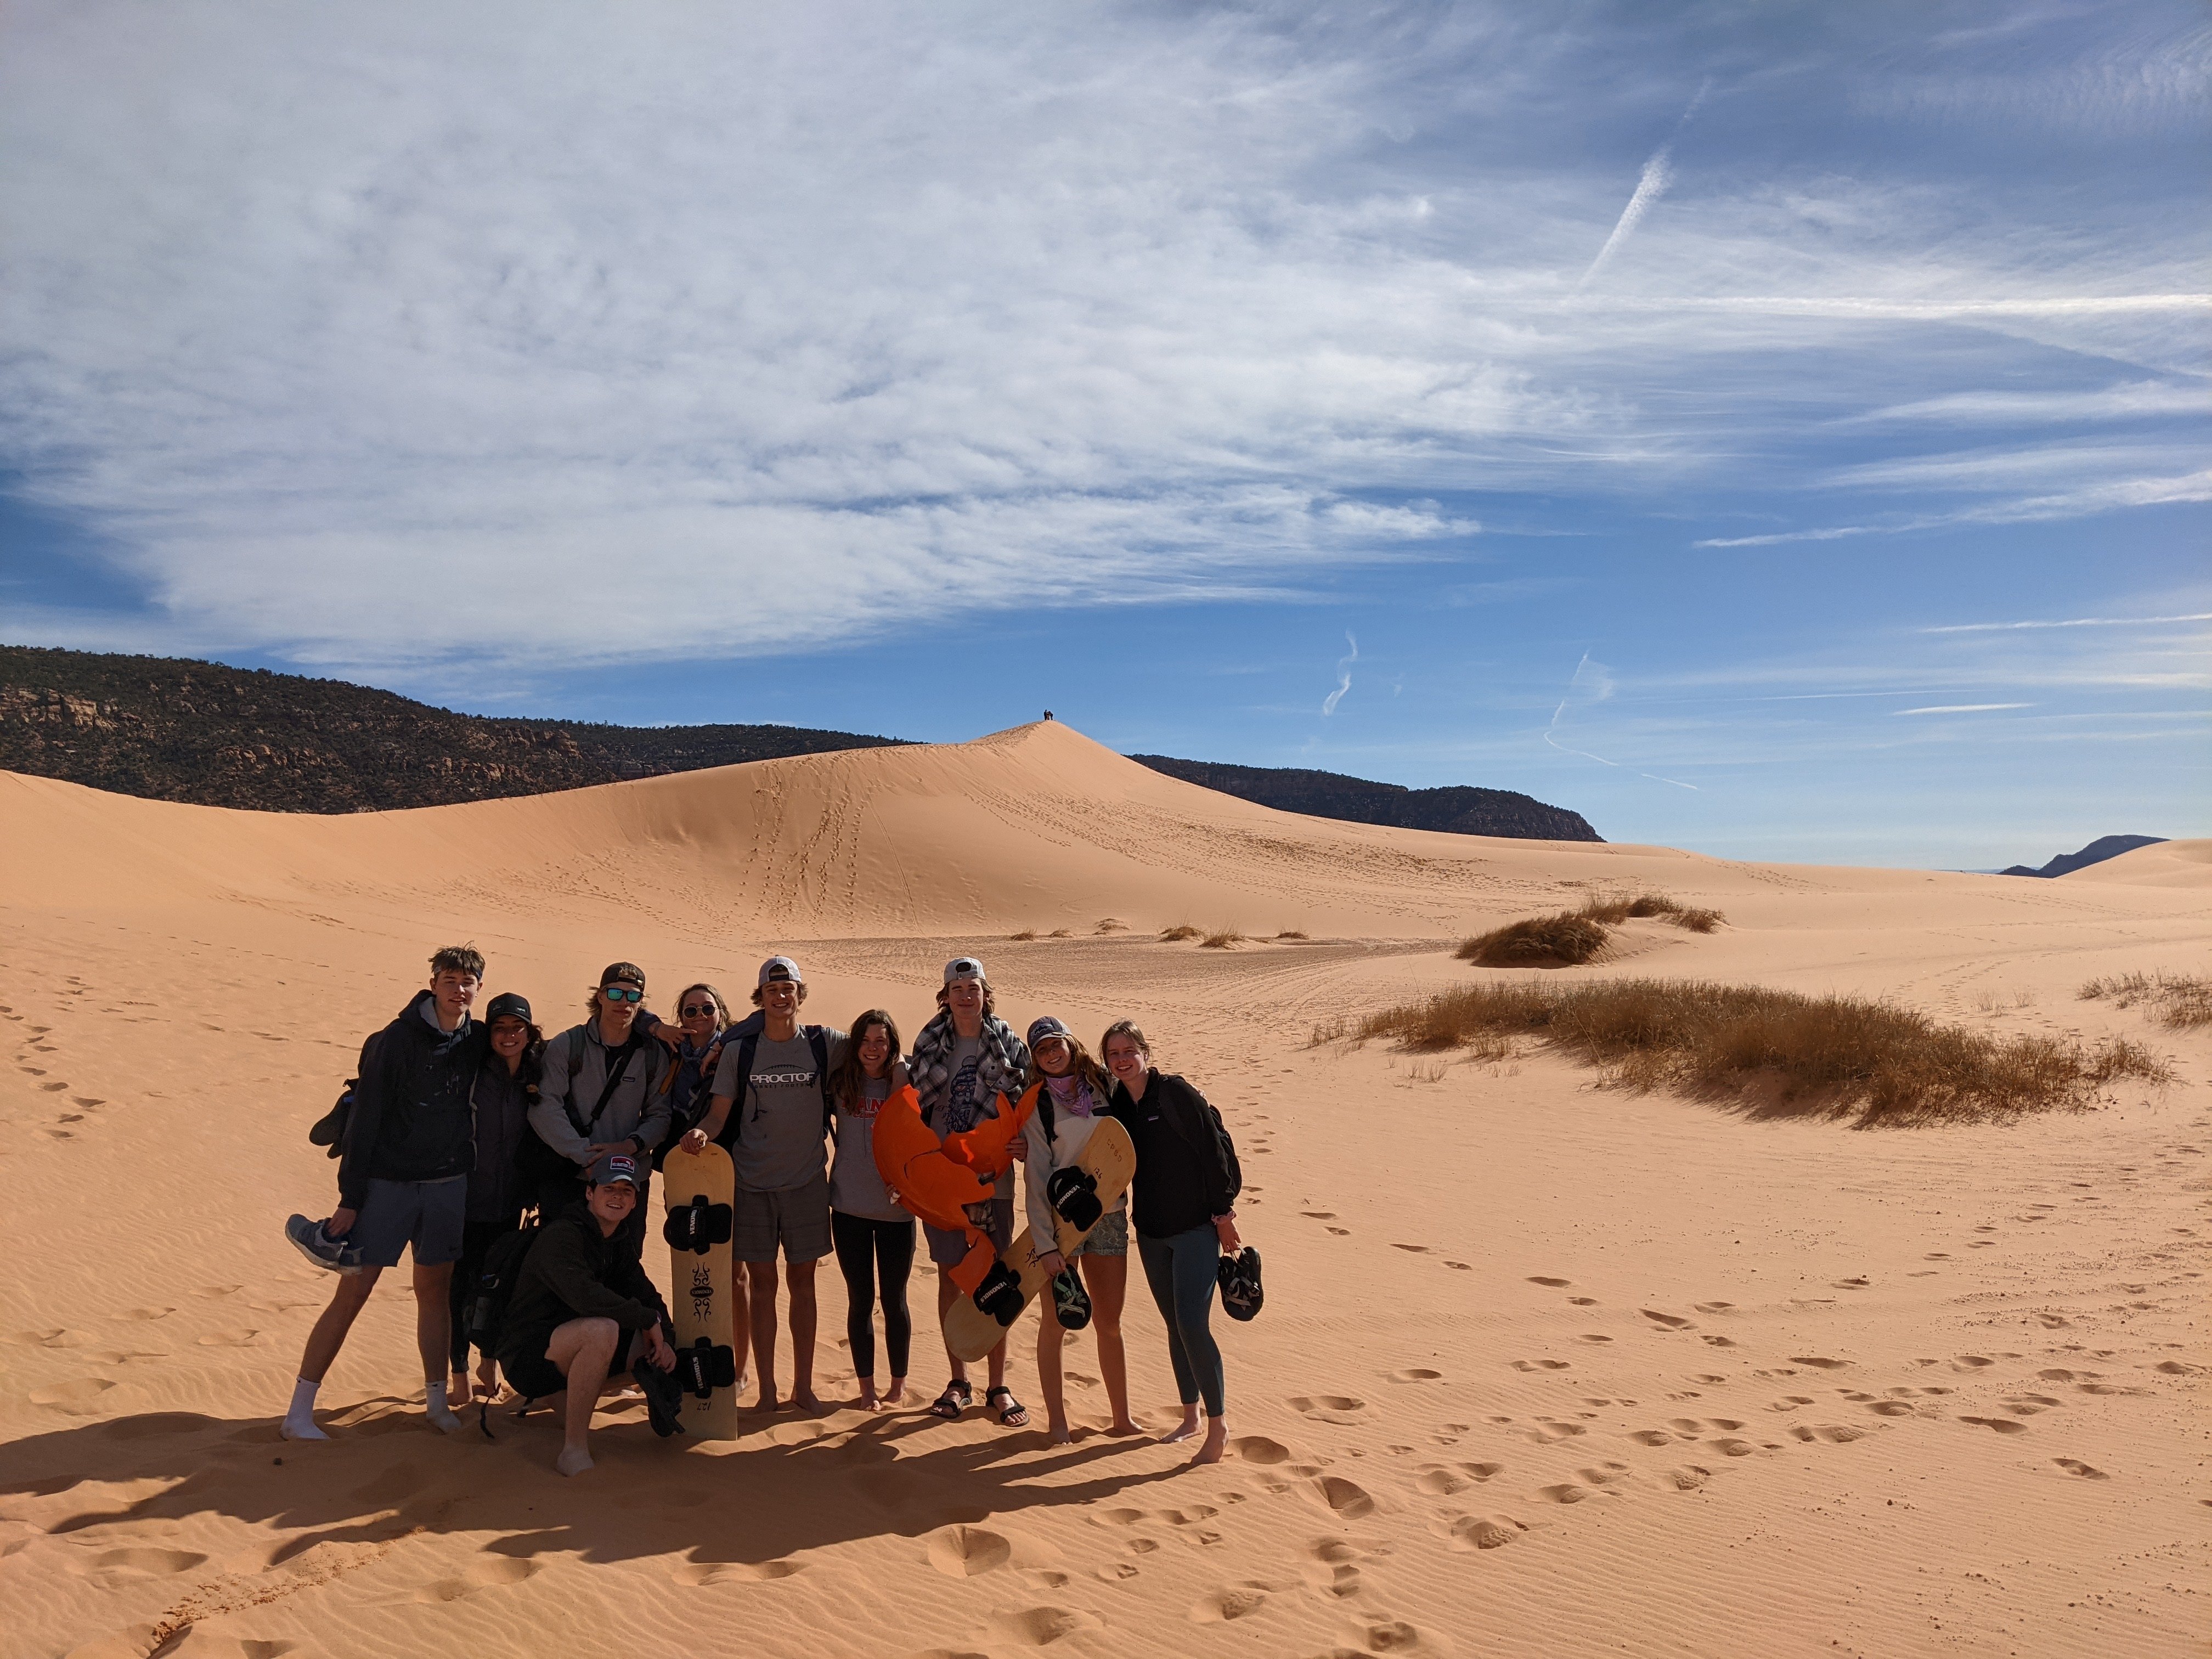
[336,990,488,1209]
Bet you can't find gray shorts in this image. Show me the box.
[352,1176,466,1269]
[924,1194,1014,1268]
[1072,1208,1129,1259]
[734,1171,832,1263]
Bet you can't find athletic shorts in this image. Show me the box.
[924,1194,1014,1268]
[351,1176,466,1268]
[503,1349,568,1403]
[733,1171,832,1263]
[1072,1208,1128,1259]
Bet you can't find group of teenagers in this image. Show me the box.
[280,945,1246,1475]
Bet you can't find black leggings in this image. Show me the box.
[831,1211,916,1380]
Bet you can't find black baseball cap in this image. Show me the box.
[588,1152,642,1188]
[484,991,533,1025]
[599,962,646,990]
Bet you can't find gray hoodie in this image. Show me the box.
[529,1020,674,1167]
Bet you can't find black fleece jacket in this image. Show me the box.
[1106,1071,1240,1239]
[497,1201,671,1369]
[336,990,488,1209]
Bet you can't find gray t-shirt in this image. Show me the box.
[713,1026,847,1193]
[932,1033,1008,1200]
[829,1076,907,1223]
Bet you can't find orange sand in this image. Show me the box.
[1,722,2203,1658]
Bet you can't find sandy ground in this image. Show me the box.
[1,722,2204,1659]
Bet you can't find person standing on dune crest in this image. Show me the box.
[281,945,489,1440]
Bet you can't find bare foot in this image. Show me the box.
[1047,1414,1073,1444]
[448,1370,474,1409]
[1159,1411,1202,1445]
[792,1388,828,1418]
[1104,1418,1142,1437]
[859,1381,881,1413]
[883,1379,907,1407]
[475,1359,498,1400]
[747,1392,783,1413]
[1189,1418,1228,1467]
[555,1446,594,1476]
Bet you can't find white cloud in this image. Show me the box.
[0,2,2205,676]
[1894,703,2033,715]
[1322,631,1359,716]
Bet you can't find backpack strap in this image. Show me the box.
[808,1026,834,1133]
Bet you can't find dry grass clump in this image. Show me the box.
[1276,929,1310,941]
[2079,970,2212,1029]
[1047,928,1074,938]
[1094,917,1128,933]
[1348,978,2170,1127]
[1200,928,1246,949]
[1159,923,1203,942]
[1456,890,1724,967]
[1007,929,1039,941]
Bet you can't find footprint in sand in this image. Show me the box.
[1661,1465,1713,1491]
[2036,1313,2070,1329]
[196,1329,262,1347]
[1189,1581,1276,1622]
[1444,1261,1472,1271]
[1641,1311,1694,1330]
[1567,1296,1598,1306]
[1767,1396,1816,1412]
[1626,1429,1673,1447]
[1414,1462,1503,1495]
[1327,1227,1351,1237]
[1445,1515,1527,1550]
[1302,1212,1338,1221]
[1832,1277,1869,1290]
[1389,1368,1442,1384]
[1526,1420,1587,1444]
[674,1559,804,1586]
[1579,1334,1613,1345]
[927,1526,1011,1577]
[990,1606,1103,1646]
[31,1378,114,1412]
[1790,1356,1848,1369]
[1789,1424,1869,1444]
[1954,1355,1995,1370]
[1538,1483,1590,1504]
[1510,1359,1571,1372]
[2003,1395,2062,1415]
[1694,1301,1734,1313]
[1290,1395,1368,1423]
[1305,1538,1367,1596]
[1232,1436,1291,1464]
[1308,1475,1376,1519]
[1959,1416,2027,1435]
[1391,1244,1432,1254]
[74,1547,208,1582]
[1526,1277,1572,1287]
[1699,1335,1737,1348]
[2052,1458,2108,1479]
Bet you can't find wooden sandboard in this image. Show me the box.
[661,1143,741,1440]
[943,1117,1136,1364]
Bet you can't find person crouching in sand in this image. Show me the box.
[495,1153,677,1476]
[1101,1019,1240,1467]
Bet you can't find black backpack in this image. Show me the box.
[461,1216,543,1361]
[307,1031,387,1157]
[1166,1076,1242,1195]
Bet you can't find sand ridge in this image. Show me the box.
[1,724,2204,1658]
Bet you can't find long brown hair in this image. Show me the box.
[828,1009,902,1109]
[1026,1026,1111,1100]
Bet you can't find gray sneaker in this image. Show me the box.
[285,1212,364,1274]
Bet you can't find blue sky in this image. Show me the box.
[2,2,2205,867]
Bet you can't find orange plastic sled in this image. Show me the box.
[871,1084,1035,1296]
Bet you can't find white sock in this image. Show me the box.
[281,1376,328,1441]
[425,1379,462,1431]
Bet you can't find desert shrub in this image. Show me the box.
[1159,923,1203,942]
[1200,928,1246,949]
[1349,978,2170,1127]
[1276,929,1310,941]
[1094,917,1128,933]
[1456,914,1611,967]
[2079,970,2212,1030]
[1457,891,1724,966]
[1048,928,1074,938]
[1007,929,1037,941]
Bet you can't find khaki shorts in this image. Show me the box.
[733,1171,832,1263]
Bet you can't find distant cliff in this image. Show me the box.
[1999,834,2168,879]
[1128,755,1602,843]
[0,646,904,812]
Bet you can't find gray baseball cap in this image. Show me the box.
[758,955,803,987]
[943,956,985,986]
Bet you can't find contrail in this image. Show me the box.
[1322,631,1358,716]
[1542,652,1699,789]
[1578,80,1710,290]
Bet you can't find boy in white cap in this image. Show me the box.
[906,956,1031,1426]
[681,956,844,1414]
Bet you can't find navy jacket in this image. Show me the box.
[337,990,487,1209]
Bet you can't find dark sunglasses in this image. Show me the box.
[680,1002,718,1018]
[600,985,644,1003]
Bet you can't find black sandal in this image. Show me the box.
[929,1378,972,1420]
[985,1384,1029,1428]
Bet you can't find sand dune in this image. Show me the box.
[1,723,2204,1659]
